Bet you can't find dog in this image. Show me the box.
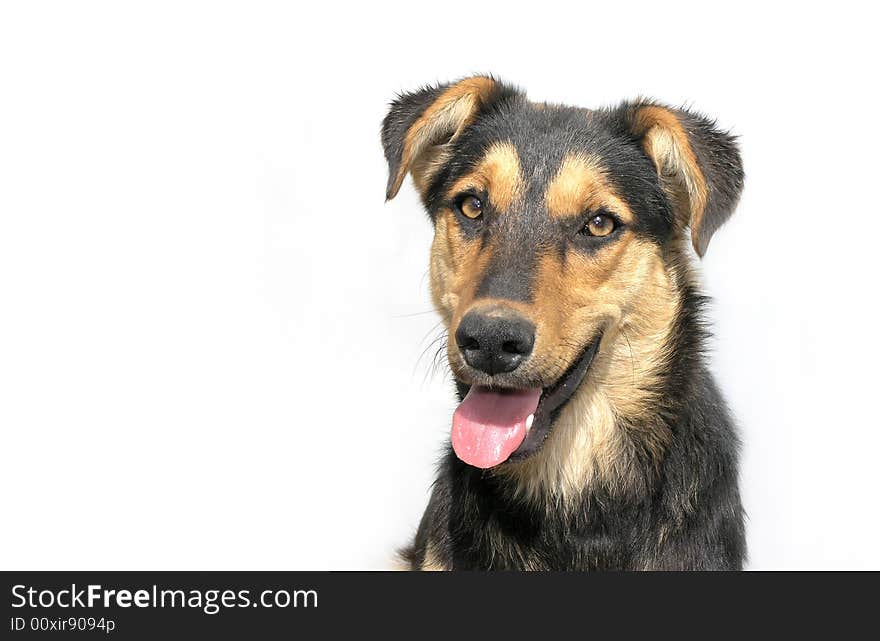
[382,76,745,570]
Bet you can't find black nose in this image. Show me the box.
[455,308,535,375]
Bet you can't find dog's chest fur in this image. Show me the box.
[440,466,651,570]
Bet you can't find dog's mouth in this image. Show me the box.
[450,335,602,469]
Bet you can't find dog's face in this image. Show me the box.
[383,77,742,472]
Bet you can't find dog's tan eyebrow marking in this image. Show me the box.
[447,142,523,212]
[545,154,634,222]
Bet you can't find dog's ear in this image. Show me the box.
[382,76,510,200]
[625,102,744,257]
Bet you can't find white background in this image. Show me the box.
[1,1,878,570]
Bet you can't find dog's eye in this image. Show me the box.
[458,195,484,219]
[583,214,615,237]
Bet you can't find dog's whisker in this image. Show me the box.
[392,309,439,319]
[413,325,448,379]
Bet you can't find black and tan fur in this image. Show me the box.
[382,76,745,570]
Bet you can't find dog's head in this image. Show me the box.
[382,76,743,473]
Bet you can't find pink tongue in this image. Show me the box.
[451,387,542,469]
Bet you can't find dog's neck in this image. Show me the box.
[491,249,696,508]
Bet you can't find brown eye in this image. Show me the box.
[458,195,483,219]
[584,213,615,237]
